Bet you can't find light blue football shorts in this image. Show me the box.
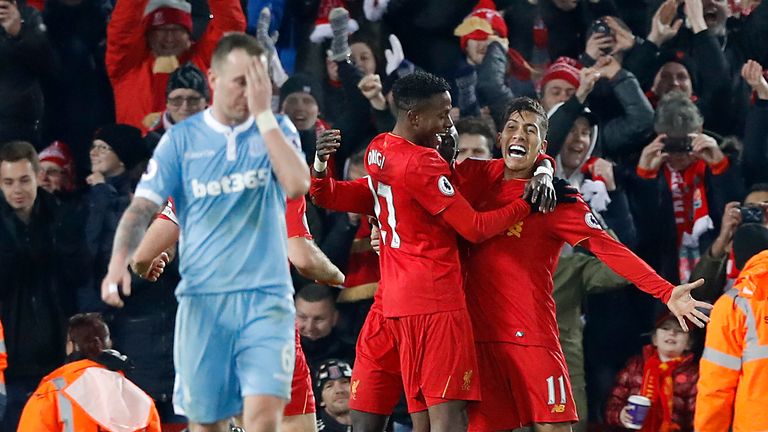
[172,289,296,423]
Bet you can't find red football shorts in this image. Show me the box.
[390,309,481,413]
[468,342,577,431]
[348,308,403,415]
[284,328,316,416]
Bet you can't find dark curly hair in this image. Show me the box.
[391,71,451,113]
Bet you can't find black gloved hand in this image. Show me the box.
[524,173,555,213]
[554,177,579,204]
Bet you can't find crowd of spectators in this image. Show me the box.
[0,0,767,430]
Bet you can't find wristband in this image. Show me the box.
[314,157,328,173]
[533,165,554,178]
[256,111,279,133]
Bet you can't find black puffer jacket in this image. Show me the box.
[0,189,88,380]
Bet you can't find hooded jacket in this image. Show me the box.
[18,351,160,432]
[546,99,637,249]
[694,250,768,432]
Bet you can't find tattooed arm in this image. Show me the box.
[101,197,160,307]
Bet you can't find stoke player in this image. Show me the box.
[102,34,310,432]
[132,196,343,432]
[312,71,557,432]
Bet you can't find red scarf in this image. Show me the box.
[640,346,691,432]
[663,160,710,282]
[663,160,709,247]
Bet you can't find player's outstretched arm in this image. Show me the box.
[288,237,345,285]
[247,57,309,199]
[102,197,160,307]
[582,233,712,331]
[131,217,180,282]
[310,176,375,215]
[441,191,532,243]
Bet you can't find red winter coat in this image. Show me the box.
[604,345,698,431]
[106,0,245,132]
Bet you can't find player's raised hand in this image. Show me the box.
[131,251,170,282]
[666,278,713,332]
[101,266,132,308]
[246,56,272,116]
[316,129,342,162]
[524,173,555,213]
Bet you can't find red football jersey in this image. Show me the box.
[456,159,673,347]
[364,133,467,317]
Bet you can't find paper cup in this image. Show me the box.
[626,395,652,430]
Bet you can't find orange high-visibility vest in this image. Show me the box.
[18,358,160,432]
[695,250,768,432]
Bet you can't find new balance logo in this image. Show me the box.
[191,169,270,198]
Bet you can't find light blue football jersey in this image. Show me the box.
[135,109,302,296]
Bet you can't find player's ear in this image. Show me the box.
[540,139,548,154]
[207,67,217,91]
[406,109,419,128]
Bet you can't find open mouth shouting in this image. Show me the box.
[507,144,528,159]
